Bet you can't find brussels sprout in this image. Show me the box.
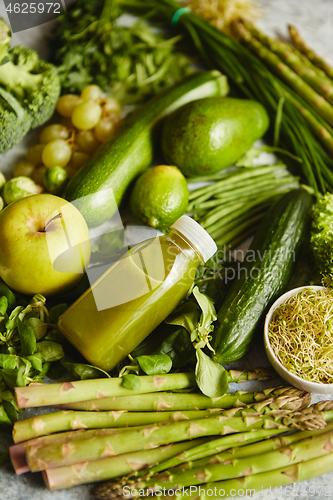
[0,172,6,190]
[44,166,68,194]
[3,176,43,205]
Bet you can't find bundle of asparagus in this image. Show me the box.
[94,416,333,499]
[9,369,333,494]
[90,400,333,499]
[289,25,333,82]
[232,20,333,156]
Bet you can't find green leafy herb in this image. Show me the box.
[0,296,8,316]
[25,353,43,372]
[136,355,172,375]
[192,287,217,351]
[0,403,12,430]
[166,302,201,338]
[0,354,17,370]
[0,279,16,309]
[0,289,67,431]
[36,341,64,362]
[311,193,333,286]
[51,0,193,104]
[49,304,68,324]
[195,348,228,398]
[153,328,195,368]
[61,360,111,380]
[17,318,36,357]
[25,317,48,340]
[121,374,142,390]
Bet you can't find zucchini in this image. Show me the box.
[212,188,312,363]
[64,71,228,227]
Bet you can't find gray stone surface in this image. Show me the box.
[1,0,333,499]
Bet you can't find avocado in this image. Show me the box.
[161,97,269,176]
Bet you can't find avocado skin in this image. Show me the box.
[161,97,269,176]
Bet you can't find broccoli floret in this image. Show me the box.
[0,45,61,128]
[0,19,10,63]
[0,87,32,153]
[310,193,333,286]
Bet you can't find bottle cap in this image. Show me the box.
[171,216,217,262]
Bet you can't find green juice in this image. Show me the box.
[58,217,216,371]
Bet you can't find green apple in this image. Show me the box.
[0,194,91,296]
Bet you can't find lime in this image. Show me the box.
[129,165,189,230]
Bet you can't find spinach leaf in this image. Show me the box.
[49,304,68,324]
[17,318,36,356]
[0,296,8,316]
[36,341,64,362]
[61,360,110,380]
[0,279,16,309]
[136,355,172,375]
[25,353,43,372]
[153,328,195,368]
[121,374,142,391]
[193,287,217,351]
[195,349,229,398]
[0,403,12,431]
[25,318,48,340]
[0,354,17,370]
[166,302,201,337]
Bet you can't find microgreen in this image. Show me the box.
[268,287,333,383]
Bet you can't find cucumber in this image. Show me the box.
[64,71,229,227]
[212,189,312,363]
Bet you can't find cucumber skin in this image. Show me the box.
[212,189,313,364]
[64,71,229,227]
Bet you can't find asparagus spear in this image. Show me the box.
[15,369,277,411]
[24,408,328,472]
[125,454,333,500]
[58,386,304,412]
[104,425,333,498]
[245,22,333,106]
[14,373,197,409]
[13,409,221,443]
[10,425,151,475]
[289,24,333,81]
[226,367,277,382]
[233,21,333,127]
[42,439,208,491]
[280,87,333,155]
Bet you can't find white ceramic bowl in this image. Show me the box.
[264,285,333,394]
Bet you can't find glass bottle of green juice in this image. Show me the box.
[57,216,217,371]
